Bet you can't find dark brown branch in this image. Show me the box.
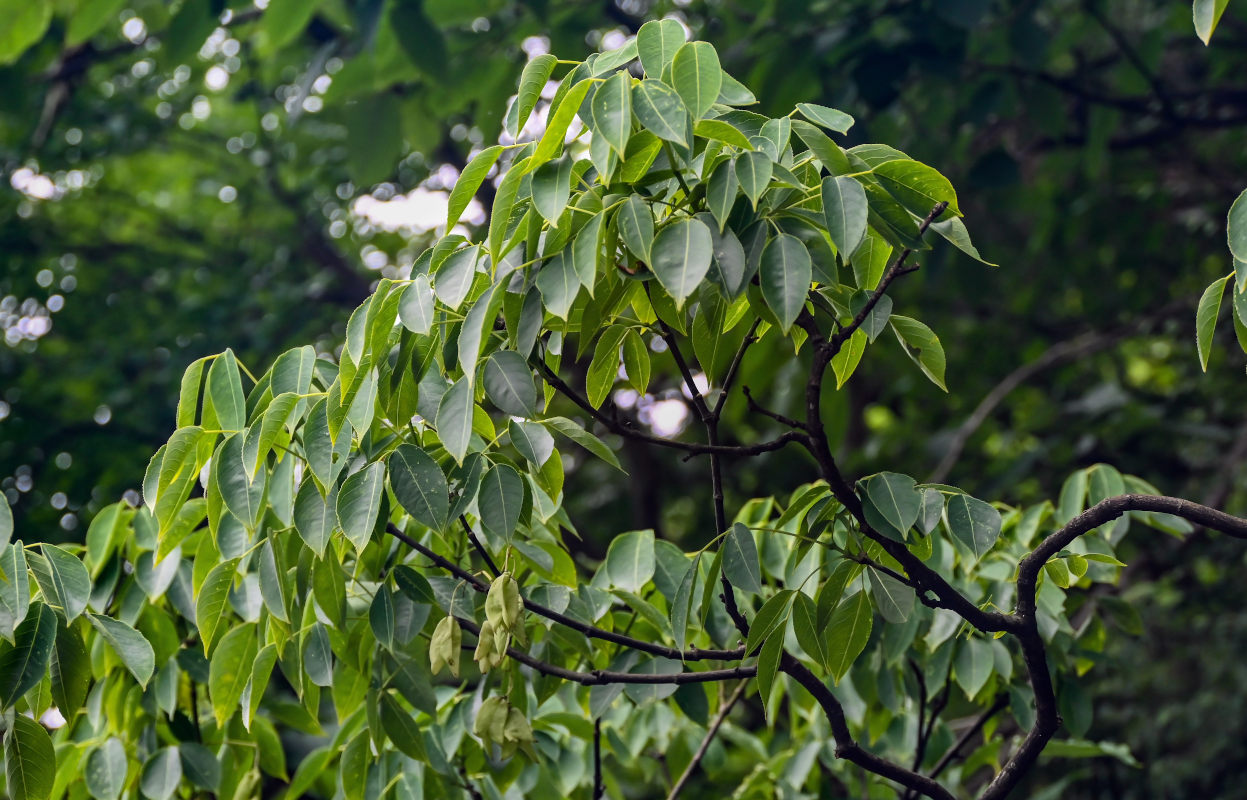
[593,719,605,799]
[459,516,501,577]
[387,523,744,662]
[742,386,806,430]
[712,319,762,419]
[458,615,755,685]
[666,679,750,800]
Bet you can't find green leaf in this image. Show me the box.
[745,590,793,654]
[830,328,867,389]
[254,0,319,55]
[671,41,722,119]
[860,472,921,540]
[825,590,873,683]
[791,592,826,667]
[890,315,947,391]
[1194,0,1231,44]
[49,621,90,716]
[88,614,155,686]
[541,416,624,471]
[0,494,10,547]
[336,462,386,552]
[483,350,540,417]
[213,433,266,531]
[945,494,1002,563]
[0,1,50,66]
[436,377,475,464]
[756,632,784,708]
[0,603,56,708]
[587,326,627,408]
[532,80,594,167]
[4,714,54,800]
[380,693,427,760]
[617,194,655,262]
[0,545,29,641]
[605,530,656,594]
[930,217,996,266]
[621,329,651,393]
[84,739,127,800]
[637,18,686,78]
[633,80,690,146]
[954,638,994,698]
[537,251,581,320]
[759,233,811,331]
[194,559,239,656]
[651,218,714,308]
[822,176,868,258]
[792,120,849,175]
[706,159,738,233]
[204,349,246,432]
[873,159,960,219]
[209,623,257,727]
[399,275,436,335]
[65,0,126,46]
[592,71,632,158]
[572,211,605,291]
[29,545,90,621]
[796,103,855,134]
[292,477,334,556]
[866,567,914,624]
[693,119,753,150]
[735,151,773,210]
[723,522,762,594]
[447,145,503,231]
[434,245,479,311]
[512,54,557,136]
[531,158,574,226]
[670,553,701,653]
[1196,274,1230,371]
[480,463,524,540]
[139,747,181,800]
[389,444,449,531]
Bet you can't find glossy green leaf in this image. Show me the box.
[398,275,436,335]
[945,493,1002,562]
[483,350,540,417]
[890,315,948,391]
[723,522,762,594]
[389,444,449,531]
[571,211,605,291]
[860,472,921,540]
[735,151,772,209]
[447,145,503,231]
[139,748,181,800]
[380,693,428,760]
[204,349,245,432]
[512,54,557,136]
[637,18,686,77]
[931,217,996,266]
[796,103,855,134]
[617,194,655,262]
[0,602,56,708]
[587,326,627,408]
[650,218,714,308]
[633,80,689,145]
[759,233,811,331]
[209,623,257,726]
[621,328,651,393]
[830,328,867,389]
[693,119,753,150]
[4,714,54,800]
[671,41,721,119]
[706,159,738,232]
[592,71,632,158]
[873,158,960,219]
[825,590,873,683]
[531,158,574,225]
[480,463,524,540]
[194,559,238,656]
[536,251,580,320]
[821,176,868,257]
[88,614,155,687]
[213,433,266,531]
[50,620,90,716]
[434,245,479,311]
[292,477,334,556]
[30,545,90,621]
[436,377,475,464]
[605,529,656,593]
[336,462,386,552]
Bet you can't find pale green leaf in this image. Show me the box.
[605,530,656,594]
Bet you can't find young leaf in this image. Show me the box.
[825,590,873,683]
[650,218,714,308]
[605,530,656,594]
[821,176,868,258]
[531,80,594,167]
[759,233,811,331]
[671,41,721,119]
[389,444,449,531]
[637,18,686,77]
[1196,274,1230,371]
[723,522,762,594]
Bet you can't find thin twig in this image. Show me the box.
[594,719,605,799]
[929,694,1008,780]
[666,679,751,800]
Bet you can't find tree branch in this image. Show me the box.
[666,679,750,800]
[929,694,1008,781]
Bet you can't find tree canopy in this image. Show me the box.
[4,1,1247,798]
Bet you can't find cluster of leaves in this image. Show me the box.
[2,20,1246,800]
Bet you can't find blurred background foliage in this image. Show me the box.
[2,0,1246,795]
